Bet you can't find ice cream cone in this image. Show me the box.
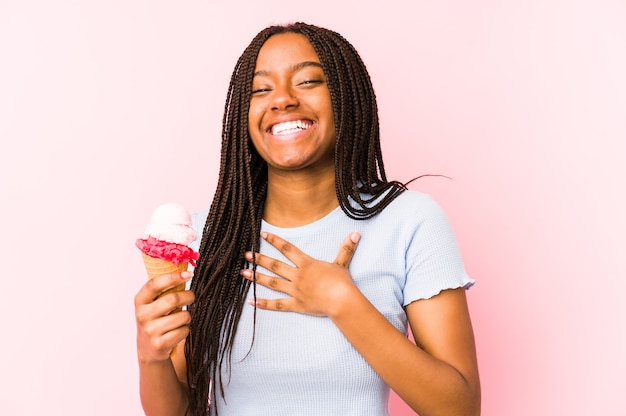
[137,203,199,358]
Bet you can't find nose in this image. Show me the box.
[271,83,299,111]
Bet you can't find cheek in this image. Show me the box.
[246,119,265,155]
[318,93,335,128]
[323,105,336,135]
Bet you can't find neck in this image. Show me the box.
[263,169,339,227]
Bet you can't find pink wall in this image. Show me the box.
[1,1,624,414]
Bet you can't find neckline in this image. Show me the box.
[261,205,343,233]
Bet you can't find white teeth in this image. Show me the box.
[271,120,312,135]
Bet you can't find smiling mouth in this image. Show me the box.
[270,120,313,136]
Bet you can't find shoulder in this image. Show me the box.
[392,189,438,208]
[190,208,209,252]
[355,189,459,254]
[375,189,450,227]
[374,190,464,265]
[191,208,209,228]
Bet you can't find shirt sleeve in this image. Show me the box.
[190,208,209,253]
[402,195,475,306]
[186,209,209,285]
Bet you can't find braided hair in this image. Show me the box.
[186,22,407,414]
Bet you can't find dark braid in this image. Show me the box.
[186,22,406,415]
[293,23,406,217]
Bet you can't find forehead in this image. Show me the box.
[254,33,320,70]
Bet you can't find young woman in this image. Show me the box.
[135,22,480,416]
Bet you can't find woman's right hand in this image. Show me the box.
[134,271,195,363]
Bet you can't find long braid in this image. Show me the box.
[186,22,407,415]
[299,23,406,217]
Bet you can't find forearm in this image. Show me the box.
[139,358,189,416]
[329,289,480,416]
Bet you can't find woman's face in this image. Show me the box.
[248,33,336,175]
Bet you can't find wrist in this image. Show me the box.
[325,282,367,320]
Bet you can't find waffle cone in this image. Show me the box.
[141,252,188,301]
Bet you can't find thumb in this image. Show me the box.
[334,231,360,268]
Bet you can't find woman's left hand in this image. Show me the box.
[241,231,361,317]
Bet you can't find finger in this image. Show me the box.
[158,309,192,335]
[135,289,195,326]
[152,289,196,317]
[138,312,191,360]
[157,325,190,356]
[135,271,193,306]
[248,297,295,312]
[240,269,291,294]
[245,249,294,279]
[141,308,192,335]
[334,231,360,268]
[259,231,309,266]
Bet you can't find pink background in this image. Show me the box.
[1,1,625,415]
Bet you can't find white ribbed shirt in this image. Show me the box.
[190,190,474,415]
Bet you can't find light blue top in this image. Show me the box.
[190,190,474,415]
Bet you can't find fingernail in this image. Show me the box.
[181,271,193,280]
[260,232,268,240]
[350,231,361,244]
[244,252,253,261]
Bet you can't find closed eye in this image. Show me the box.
[299,80,323,86]
[251,88,272,95]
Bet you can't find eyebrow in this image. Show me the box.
[253,61,323,78]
